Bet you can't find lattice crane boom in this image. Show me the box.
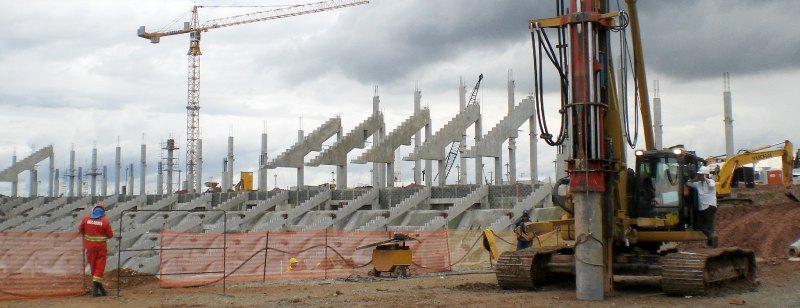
[137,0,369,43]
[137,0,368,193]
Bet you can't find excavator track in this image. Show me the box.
[495,247,562,290]
[661,247,756,296]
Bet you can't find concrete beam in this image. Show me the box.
[0,145,53,181]
[404,104,480,161]
[352,109,430,164]
[268,117,342,168]
[308,113,384,166]
[465,98,534,158]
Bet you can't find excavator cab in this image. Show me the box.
[632,148,704,232]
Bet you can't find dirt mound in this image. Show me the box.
[716,186,800,258]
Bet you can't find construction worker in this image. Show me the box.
[78,203,113,297]
[514,210,533,250]
[286,257,299,272]
[686,166,717,247]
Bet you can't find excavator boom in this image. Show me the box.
[713,140,798,201]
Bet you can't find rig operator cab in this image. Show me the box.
[631,147,705,235]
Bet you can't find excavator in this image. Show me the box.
[706,140,799,203]
[493,0,756,299]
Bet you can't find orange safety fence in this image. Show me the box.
[159,229,451,288]
[0,232,84,300]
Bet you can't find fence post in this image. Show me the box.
[263,231,271,282]
[116,209,125,297]
[223,210,227,296]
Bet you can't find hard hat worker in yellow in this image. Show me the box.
[287,257,299,272]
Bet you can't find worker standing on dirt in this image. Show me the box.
[686,166,718,247]
[514,210,533,250]
[78,203,113,297]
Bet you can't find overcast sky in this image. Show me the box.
[1,0,798,196]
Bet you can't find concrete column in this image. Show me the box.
[574,193,604,300]
[10,152,17,197]
[414,87,422,185]
[723,72,734,158]
[102,166,107,196]
[474,118,483,185]
[336,130,346,189]
[494,157,502,185]
[140,143,146,195]
[48,153,54,197]
[69,149,76,197]
[166,139,175,194]
[91,146,98,197]
[387,161,394,188]
[227,136,234,190]
[425,123,433,187]
[54,169,60,197]
[296,130,304,189]
[157,161,164,195]
[459,78,468,184]
[508,70,517,183]
[128,163,134,196]
[509,139,517,183]
[653,80,663,150]
[372,91,384,188]
[76,166,82,197]
[437,160,446,187]
[115,145,121,195]
[259,130,269,191]
[529,96,539,183]
[221,158,228,190]
[29,167,37,197]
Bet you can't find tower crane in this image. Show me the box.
[137,0,368,193]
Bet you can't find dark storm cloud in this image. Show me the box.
[266,0,549,85]
[636,0,800,80]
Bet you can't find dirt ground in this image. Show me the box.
[5,186,800,307]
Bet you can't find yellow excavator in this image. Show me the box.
[706,140,798,202]
[494,0,755,299]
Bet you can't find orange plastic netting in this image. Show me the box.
[159,229,451,287]
[0,232,84,300]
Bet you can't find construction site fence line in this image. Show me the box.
[158,229,452,288]
[0,232,84,300]
[0,228,519,300]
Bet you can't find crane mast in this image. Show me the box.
[138,0,368,192]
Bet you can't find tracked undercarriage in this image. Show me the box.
[496,246,757,296]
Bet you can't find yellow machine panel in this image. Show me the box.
[239,171,253,191]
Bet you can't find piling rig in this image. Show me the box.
[495,0,756,300]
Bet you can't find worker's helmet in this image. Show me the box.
[697,166,710,175]
[289,257,298,264]
[522,210,530,217]
[90,203,105,219]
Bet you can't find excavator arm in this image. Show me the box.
[714,140,797,201]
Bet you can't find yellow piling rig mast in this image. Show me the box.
[137,0,369,193]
